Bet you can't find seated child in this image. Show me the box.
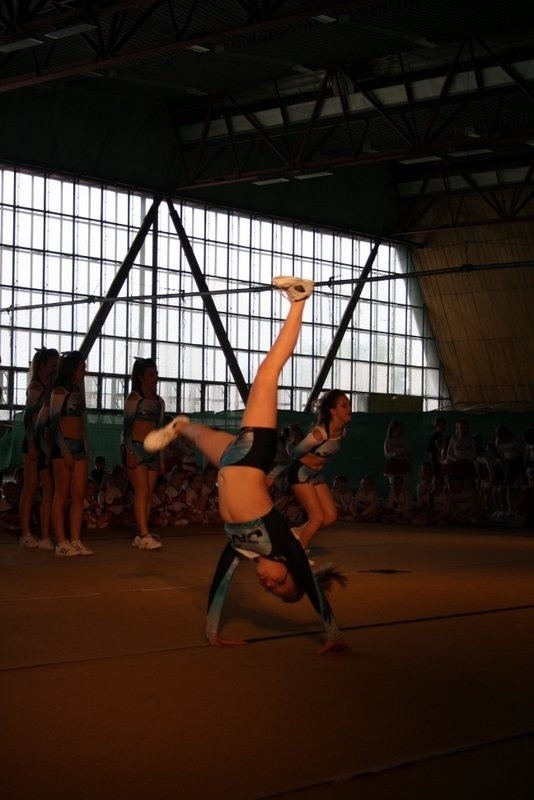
[411,462,434,525]
[428,474,450,526]
[510,472,534,529]
[202,465,222,524]
[381,474,413,524]
[183,472,209,524]
[447,475,478,526]
[331,474,354,521]
[0,480,22,531]
[83,477,110,529]
[351,475,381,522]
[164,466,190,527]
[98,465,134,528]
[150,473,171,527]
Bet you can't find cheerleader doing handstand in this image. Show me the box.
[145,277,349,654]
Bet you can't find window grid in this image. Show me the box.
[0,165,449,419]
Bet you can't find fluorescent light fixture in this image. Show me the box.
[312,14,337,23]
[0,37,43,53]
[465,125,482,139]
[451,148,492,158]
[294,171,333,180]
[292,64,315,75]
[45,23,97,40]
[399,155,442,165]
[187,44,210,54]
[362,139,380,154]
[252,177,290,186]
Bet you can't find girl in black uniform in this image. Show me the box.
[145,276,349,654]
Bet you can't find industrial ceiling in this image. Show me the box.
[1,0,533,410]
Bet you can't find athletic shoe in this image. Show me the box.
[143,415,190,453]
[273,276,314,302]
[37,538,55,551]
[132,533,163,550]
[71,540,94,556]
[19,534,39,549]
[55,541,79,557]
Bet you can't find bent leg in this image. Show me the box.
[291,482,338,548]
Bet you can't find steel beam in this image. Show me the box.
[79,197,161,358]
[304,239,380,412]
[165,198,250,404]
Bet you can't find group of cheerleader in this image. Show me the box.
[18,277,351,653]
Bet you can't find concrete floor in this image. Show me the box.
[2,522,534,800]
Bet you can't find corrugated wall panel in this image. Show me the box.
[411,193,534,410]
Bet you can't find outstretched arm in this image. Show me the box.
[206,544,247,646]
[274,524,350,654]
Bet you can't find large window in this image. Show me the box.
[0,166,448,419]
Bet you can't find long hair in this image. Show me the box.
[131,357,157,393]
[283,564,348,604]
[53,351,84,391]
[28,347,59,384]
[315,390,347,435]
[385,418,403,439]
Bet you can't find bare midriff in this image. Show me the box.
[218,465,272,523]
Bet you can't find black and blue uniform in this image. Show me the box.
[206,426,343,642]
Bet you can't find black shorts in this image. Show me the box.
[219,427,277,474]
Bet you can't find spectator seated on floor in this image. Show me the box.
[411,462,434,525]
[90,454,109,490]
[475,440,496,518]
[510,472,534,529]
[274,484,306,527]
[447,475,479,526]
[202,465,222,524]
[98,464,134,528]
[331,474,355,521]
[164,466,190,527]
[176,435,198,478]
[150,473,172,527]
[0,480,22,531]
[350,475,381,522]
[183,472,209,523]
[495,424,525,518]
[381,474,413,524]
[82,477,110,529]
[428,474,450,526]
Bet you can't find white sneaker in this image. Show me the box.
[55,541,79,557]
[38,538,55,551]
[132,533,163,550]
[143,415,190,453]
[71,540,94,556]
[19,534,39,549]
[273,276,314,302]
